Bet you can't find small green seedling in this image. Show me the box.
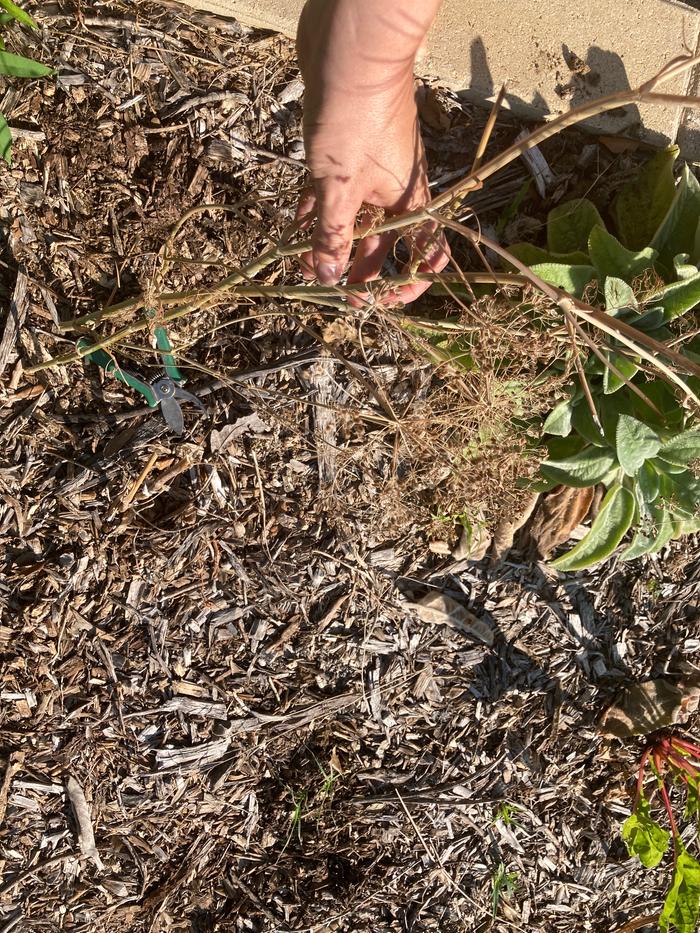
[0,0,53,163]
[491,861,518,919]
[493,801,521,828]
[623,732,700,932]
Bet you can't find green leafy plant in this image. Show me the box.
[623,733,700,932]
[0,0,52,163]
[526,147,700,569]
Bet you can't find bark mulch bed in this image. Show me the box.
[2,3,700,932]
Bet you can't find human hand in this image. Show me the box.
[295,0,449,305]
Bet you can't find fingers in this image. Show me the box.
[391,224,451,306]
[347,230,397,285]
[295,188,317,280]
[311,181,361,285]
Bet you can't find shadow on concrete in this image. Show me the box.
[458,37,649,142]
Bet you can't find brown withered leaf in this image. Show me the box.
[415,83,451,131]
[411,592,494,646]
[599,678,700,739]
[529,485,594,559]
[490,492,540,561]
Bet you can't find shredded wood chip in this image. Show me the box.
[65,776,105,872]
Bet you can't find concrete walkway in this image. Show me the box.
[182,0,700,158]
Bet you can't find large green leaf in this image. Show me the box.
[507,243,590,267]
[0,111,11,165]
[540,445,617,488]
[0,50,52,78]
[660,846,700,933]
[651,273,700,320]
[0,0,36,27]
[530,262,596,298]
[552,483,635,570]
[613,146,679,250]
[652,165,700,269]
[600,389,635,446]
[658,430,700,467]
[622,795,670,867]
[616,414,661,476]
[542,398,574,437]
[588,226,657,284]
[547,198,605,254]
[571,400,607,447]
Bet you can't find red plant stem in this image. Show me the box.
[670,736,700,760]
[668,751,700,779]
[659,777,681,855]
[635,747,653,809]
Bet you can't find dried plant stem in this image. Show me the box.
[56,53,700,339]
[58,273,528,333]
[433,213,700,406]
[32,53,700,383]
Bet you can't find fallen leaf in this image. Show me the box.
[599,678,700,738]
[528,485,595,558]
[490,492,540,561]
[411,592,494,646]
[415,83,451,131]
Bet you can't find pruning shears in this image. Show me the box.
[77,322,204,435]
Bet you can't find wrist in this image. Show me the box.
[298,0,439,98]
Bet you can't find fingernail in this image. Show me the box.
[317,262,340,284]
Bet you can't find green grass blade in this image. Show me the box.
[0,49,52,77]
[0,0,37,28]
[0,111,12,164]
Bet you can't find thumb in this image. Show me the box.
[312,186,360,285]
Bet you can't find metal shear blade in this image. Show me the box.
[151,378,205,435]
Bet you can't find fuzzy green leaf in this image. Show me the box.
[530,262,596,298]
[653,165,700,269]
[603,352,639,395]
[659,471,700,519]
[660,846,700,933]
[616,415,661,476]
[652,273,700,320]
[0,0,36,28]
[542,399,574,437]
[507,243,590,267]
[571,401,606,447]
[588,226,657,284]
[659,431,700,467]
[620,528,656,561]
[605,276,638,314]
[638,460,660,504]
[547,198,605,254]
[620,498,673,559]
[674,253,700,281]
[552,483,635,571]
[0,112,11,165]
[613,146,679,251]
[622,795,670,868]
[0,50,52,78]
[540,445,617,488]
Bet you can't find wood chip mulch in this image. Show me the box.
[1,3,700,932]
